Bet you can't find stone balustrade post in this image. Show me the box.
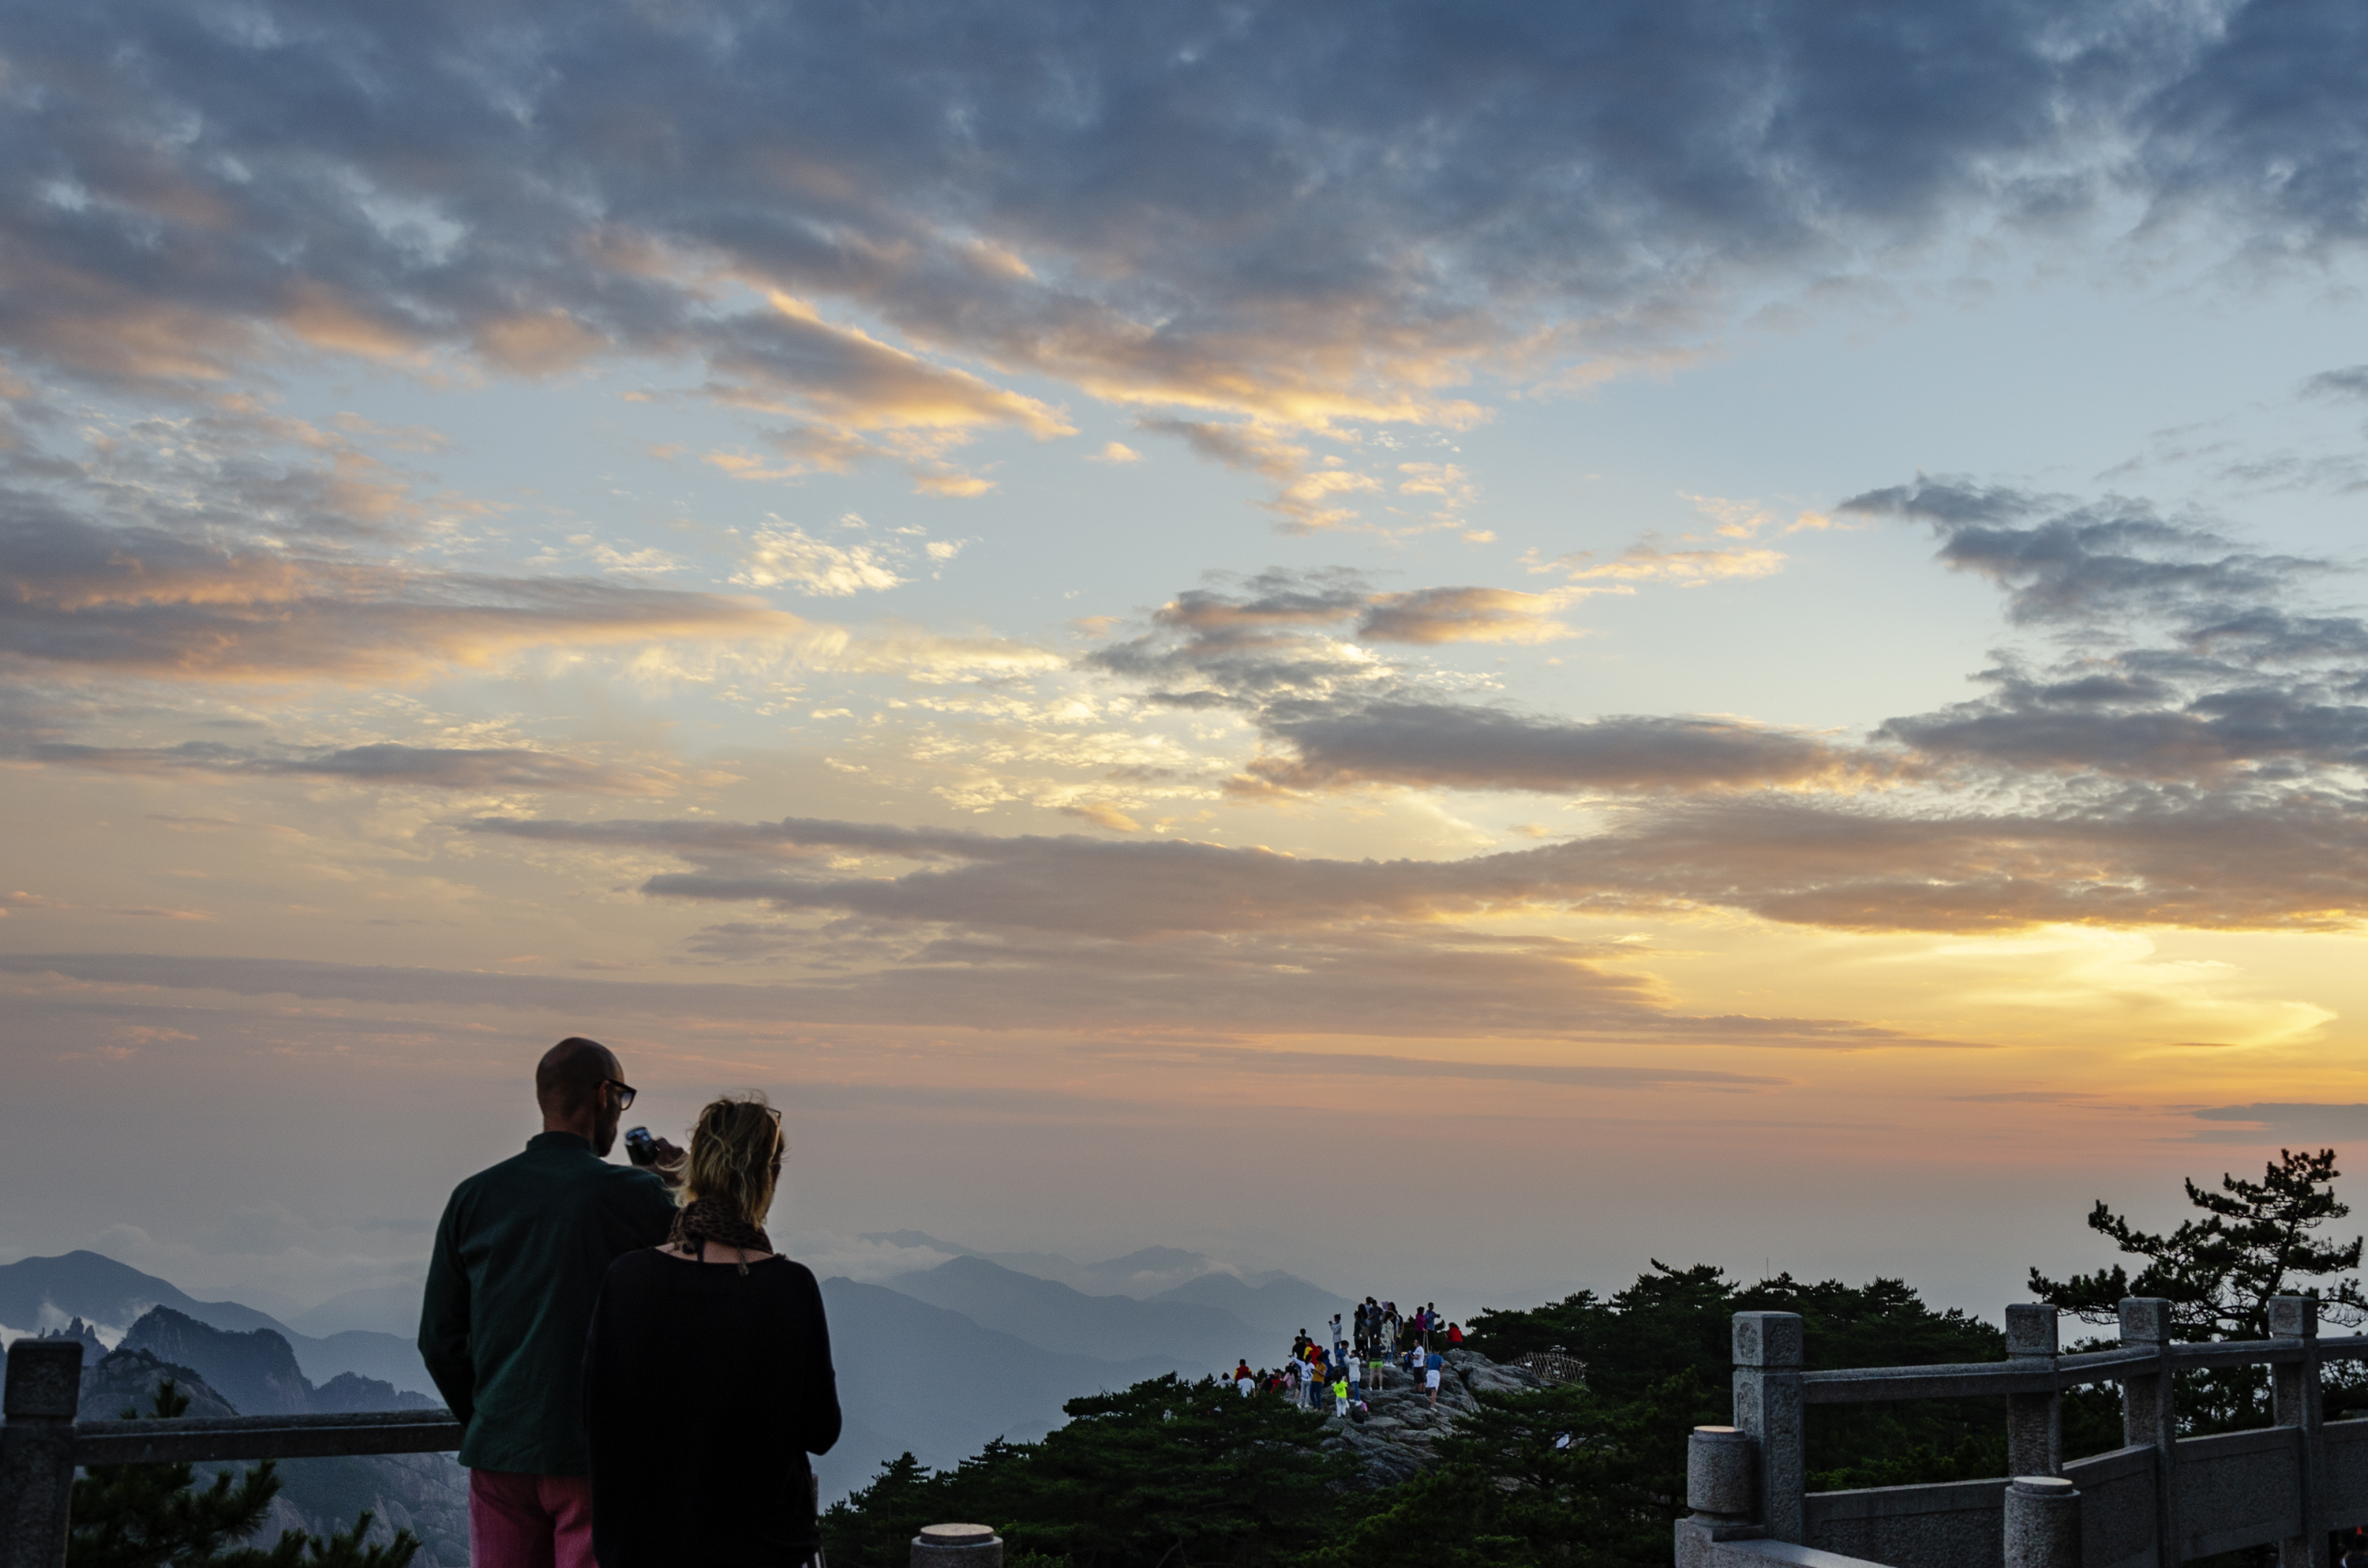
[1673,1426,1764,1568]
[912,1522,1002,1566]
[2006,1304,2063,1479]
[1733,1312,1805,1544]
[0,1338,84,1568]
[2118,1298,2176,1568]
[2005,1475,2081,1568]
[2270,1296,2326,1568]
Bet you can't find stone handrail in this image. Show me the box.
[1684,1296,2362,1568]
[69,1408,466,1466]
[1799,1336,2368,1405]
[0,1338,469,1568]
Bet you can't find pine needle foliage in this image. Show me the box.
[821,1374,1351,1568]
[68,1379,421,1568]
[2027,1147,2366,1339]
[2027,1147,2368,1433]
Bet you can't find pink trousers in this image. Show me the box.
[468,1469,594,1568]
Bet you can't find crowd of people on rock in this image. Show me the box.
[1227,1297,1467,1424]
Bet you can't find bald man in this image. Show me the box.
[419,1038,681,1568]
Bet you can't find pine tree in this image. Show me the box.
[820,1375,1352,1568]
[68,1379,421,1568]
[2027,1147,2366,1339]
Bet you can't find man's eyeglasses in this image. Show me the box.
[605,1079,637,1110]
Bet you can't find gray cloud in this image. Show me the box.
[1066,1042,1789,1090]
[2304,366,2368,402]
[1837,479,2321,626]
[1879,659,2368,779]
[0,0,2355,467]
[1086,569,1859,794]
[8,738,685,795]
[1249,704,1872,793]
[453,811,2022,1034]
[1546,787,2368,932]
[1058,492,2368,930]
[1845,479,2368,784]
[0,503,802,682]
[0,946,1979,1050]
[2183,1104,2368,1144]
[466,743,2368,953]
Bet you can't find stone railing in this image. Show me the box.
[1677,1297,2368,1568]
[0,1338,1001,1568]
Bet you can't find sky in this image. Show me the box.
[6,0,2368,1330]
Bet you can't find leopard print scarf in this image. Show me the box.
[668,1199,772,1273]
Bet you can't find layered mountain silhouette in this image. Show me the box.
[0,1252,432,1395]
[6,1237,1344,1506]
[286,1282,422,1338]
[1150,1268,1358,1337]
[813,1278,1176,1503]
[857,1233,1351,1318]
[885,1255,1265,1368]
[118,1306,437,1417]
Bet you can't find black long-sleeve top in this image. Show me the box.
[582,1250,841,1566]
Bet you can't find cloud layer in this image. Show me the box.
[5,0,2365,483]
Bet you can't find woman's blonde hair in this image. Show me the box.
[683,1092,785,1227]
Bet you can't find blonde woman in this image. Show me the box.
[581,1094,841,1567]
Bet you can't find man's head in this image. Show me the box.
[537,1036,630,1155]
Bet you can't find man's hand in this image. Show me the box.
[648,1136,688,1188]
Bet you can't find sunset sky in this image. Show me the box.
[6,0,2368,1325]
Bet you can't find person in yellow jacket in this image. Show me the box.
[1332,1375,1349,1418]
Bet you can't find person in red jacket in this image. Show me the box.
[1448,1322,1464,1346]
[1234,1360,1255,1396]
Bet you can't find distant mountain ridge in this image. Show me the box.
[0,1252,433,1397]
[885,1254,1259,1371]
[287,1282,422,1339]
[124,1306,315,1414]
[1150,1270,1354,1338]
[854,1233,1349,1320]
[815,1277,1175,1502]
[0,1250,288,1337]
[10,1240,1349,1509]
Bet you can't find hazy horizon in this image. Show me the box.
[6,0,2368,1342]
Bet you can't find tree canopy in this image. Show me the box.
[68,1379,419,1568]
[826,1265,2011,1568]
[2028,1147,2365,1340]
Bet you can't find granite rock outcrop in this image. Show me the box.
[1310,1348,1549,1488]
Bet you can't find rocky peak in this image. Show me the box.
[121,1304,310,1415]
[1311,1346,1550,1489]
[79,1347,242,1421]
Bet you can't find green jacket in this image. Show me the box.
[418,1132,676,1473]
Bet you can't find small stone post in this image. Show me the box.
[911,1522,1002,1566]
[2005,1475,2081,1568]
[1732,1312,1804,1545]
[2006,1304,2063,1478]
[2270,1295,2326,1568]
[1673,1427,1763,1568]
[0,1337,84,1568]
[2118,1298,2177,1568]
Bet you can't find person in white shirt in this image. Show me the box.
[1346,1353,1361,1393]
